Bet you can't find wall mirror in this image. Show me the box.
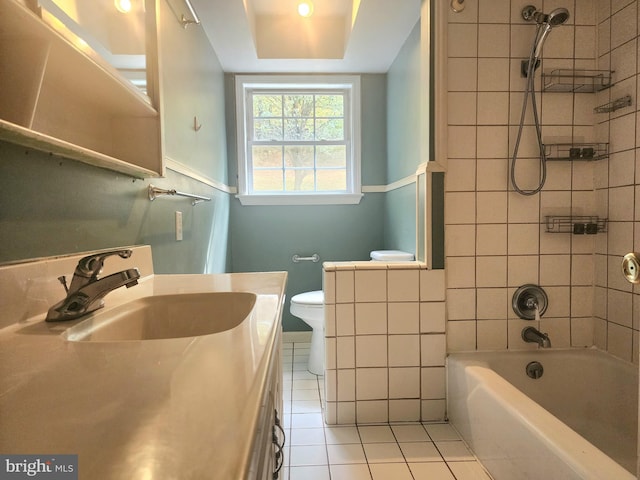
[0,0,162,178]
[39,0,149,97]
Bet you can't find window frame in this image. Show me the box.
[235,75,362,206]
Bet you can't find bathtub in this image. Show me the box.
[447,348,638,480]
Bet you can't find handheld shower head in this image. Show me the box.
[522,5,570,59]
[547,8,570,26]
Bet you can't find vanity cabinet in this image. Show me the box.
[249,329,285,480]
[0,0,163,177]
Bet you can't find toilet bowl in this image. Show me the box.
[290,290,325,375]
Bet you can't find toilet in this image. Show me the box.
[290,250,414,375]
[290,290,325,375]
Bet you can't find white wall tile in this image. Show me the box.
[478,58,510,91]
[540,254,571,286]
[421,334,446,366]
[355,303,387,335]
[446,225,477,257]
[446,288,476,320]
[389,367,420,399]
[477,319,508,350]
[420,270,446,301]
[446,257,476,289]
[356,400,388,424]
[336,304,355,336]
[608,322,633,362]
[355,335,387,367]
[337,369,356,401]
[336,271,354,303]
[448,23,478,57]
[355,270,387,303]
[476,256,507,287]
[336,402,356,424]
[571,317,594,347]
[389,400,421,422]
[420,366,445,399]
[356,368,388,400]
[388,302,420,334]
[448,58,478,92]
[388,270,420,302]
[476,225,507,255]
[388,335,421,367]
[421,399,446,422]
[447,320,477,352]
[476,287,507,319]
[324,270,336,304]
[420,302,446,333]
[337,336,355,369]
[507,255,539,287]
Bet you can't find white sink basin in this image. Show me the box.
[64,292,257,342]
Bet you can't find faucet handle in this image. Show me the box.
[68,249,133,292]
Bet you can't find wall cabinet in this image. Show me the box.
[0,0,163,177]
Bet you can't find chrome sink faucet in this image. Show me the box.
[522,326,551,348]
[46,249,140,322]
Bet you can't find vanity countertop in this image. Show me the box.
[0,271,287,479]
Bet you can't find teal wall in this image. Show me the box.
[384,21,422,255]
[226,75,388,331]
[0,142,228,273]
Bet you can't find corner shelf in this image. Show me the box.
[543,143,608,161]
[545,216,607,234]
[542,69,612,93]
[594,95,632,113]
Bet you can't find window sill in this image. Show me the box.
[236,193,364,206]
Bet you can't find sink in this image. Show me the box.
[64,292,257,342]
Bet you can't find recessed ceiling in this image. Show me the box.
[190,0,421,73]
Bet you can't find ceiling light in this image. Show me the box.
[298,1,314,17]
[115,0,132,13]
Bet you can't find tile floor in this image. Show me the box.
[281,342,494,480]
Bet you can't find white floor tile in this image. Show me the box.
[326,443,367,464]
[324,426,361,445]
[329,464,372,480]
[293,379,320,390]
[358,425,396,443]
[435,440,475,461]
[369,463,413,480]
[409,461,456,480]
[288,465,330,480]
[291,413,324,428]
[424,423,462,441]
[291,400,322,414]
[363,442,405,463]
[399,441,443,462]
[391,424,431,442]
[290,428,326,446]
[289,445,328,466]
[448,461,494,480]
[292,389,320,401]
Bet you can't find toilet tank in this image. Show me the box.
[370,250,414,262]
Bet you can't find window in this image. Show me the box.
[235,75,362,205]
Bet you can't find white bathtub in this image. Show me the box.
[447,348,638,480]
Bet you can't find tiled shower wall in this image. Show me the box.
[445,0,640,363]
[594,0,640,363]
[445,1,609,355]
[322,263,446,424]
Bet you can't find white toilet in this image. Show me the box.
[290,250,414,375]
[290,290,325,375]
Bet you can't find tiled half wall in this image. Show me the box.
[322,262,446,425]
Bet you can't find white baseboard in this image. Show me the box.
[283,331,312,343]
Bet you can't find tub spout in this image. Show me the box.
[522,326,551,348]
